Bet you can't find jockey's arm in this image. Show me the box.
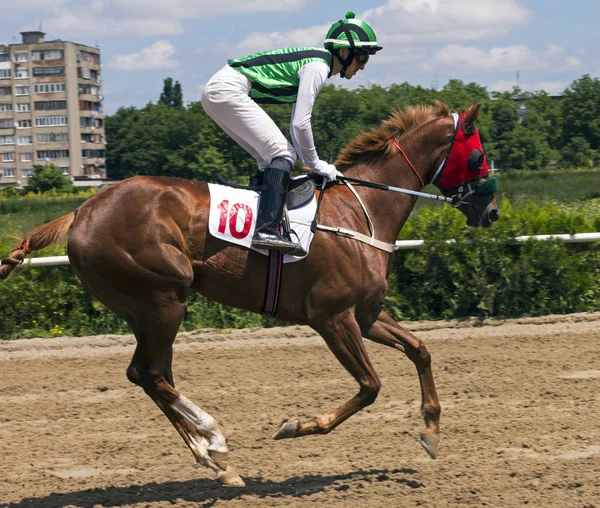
[291,62,341,181]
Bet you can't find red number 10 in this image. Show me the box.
[217,200,253,239]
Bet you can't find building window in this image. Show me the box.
[80,100,101,112]
[80,67,91,79]
[17,136,32,145]
[82,149,105,158]
[80,117,103,128]
[35,100,67,111]
[1,152,15,162]
[0,86,11,96]
[0,102,12,111]
[37,132,68,143]
[0,135,15,145]
[3,167,15,177]
[22,168,33,178]
[34,83,66,93]
[81,133,103,143]
[79,84,100,96]
[33,66,65,77]
[0,119,14,128]
[20,152,32,162]
[60,165,69,175]
[17,120,32,129]
[0,53,9,63]
[37,149,69,159]
[16,103,30,112]
[31,50,64,61]
[15,86,30,96]
[35,116,68,127]
[15,69,29,79]
[15,53,28,63]
[77,50,100,65]
[0,69,11,79]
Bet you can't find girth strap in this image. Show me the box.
[261,250,284,316]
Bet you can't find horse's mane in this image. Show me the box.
[334,101,451,169]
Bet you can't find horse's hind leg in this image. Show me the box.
[359,308,441,459]
[274,309,381,439]
[126,306,245,487]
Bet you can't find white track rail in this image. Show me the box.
[14,233,600,267]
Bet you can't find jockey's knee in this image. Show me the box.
[269,156,294,173]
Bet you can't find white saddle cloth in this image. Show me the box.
[207,183,316,263]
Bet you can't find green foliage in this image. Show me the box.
[159,77,183,108]
[561,75,600,150]
[385,199,600,320]
[105,73,600,181]
[0,194,599,339]
[27,164,73,193]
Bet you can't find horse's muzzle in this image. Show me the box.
[466,201,500,228]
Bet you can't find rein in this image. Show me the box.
[336,175,454,205]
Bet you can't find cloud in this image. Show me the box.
[361,0,533,44]
[18,0,307,38]
[225,25,328,55]
[92,0,307,18]
[428,44,583,72]
[0,0,67,15]
[108,40,178,70]
[44,15,183,37]
[224,0,533,60]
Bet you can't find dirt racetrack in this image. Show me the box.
[1,313,599,508]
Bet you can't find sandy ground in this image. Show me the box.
[0,313,599,508]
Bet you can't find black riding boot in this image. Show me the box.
[251,166,303,253]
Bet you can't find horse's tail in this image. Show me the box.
[0,211,76,280]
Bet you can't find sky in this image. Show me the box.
[1,0,599,114]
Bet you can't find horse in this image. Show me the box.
[0,101,498,487]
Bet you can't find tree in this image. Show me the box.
[159,78,174,106]
[28,164,73,193]
[561,136,593,168]
[159,78,184,108]
[173,82,183,108]
[561,75,600,150]
[487,92,519,169]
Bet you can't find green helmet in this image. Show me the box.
[324,12,382,55]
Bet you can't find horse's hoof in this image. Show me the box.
[217,468,245,487]
[274,418,299,440]
[420,431,440,459]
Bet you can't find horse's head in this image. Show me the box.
[432,103,499,228]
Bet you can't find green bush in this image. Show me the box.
[0,199,599,339]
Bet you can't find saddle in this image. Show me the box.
[217,173,317,210]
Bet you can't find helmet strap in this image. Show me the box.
[336,20,355,77]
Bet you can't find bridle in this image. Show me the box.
[387,112,496,208]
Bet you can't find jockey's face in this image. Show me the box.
[334,48,367,80]
[343,54,366,79]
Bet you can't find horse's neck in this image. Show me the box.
[340,120,451,243]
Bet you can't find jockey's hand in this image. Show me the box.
[309,160,343,182]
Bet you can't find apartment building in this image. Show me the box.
[0,31,105,187]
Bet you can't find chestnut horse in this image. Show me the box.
[0,102,498,487]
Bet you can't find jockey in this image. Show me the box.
[201,12,382,253]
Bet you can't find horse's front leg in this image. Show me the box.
[359,308,441,459]
[274,309,381,439]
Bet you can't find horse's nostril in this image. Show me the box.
[489,209,500,222]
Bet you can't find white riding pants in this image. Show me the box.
[201,65,297,170]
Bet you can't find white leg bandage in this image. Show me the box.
[171,395,228,454]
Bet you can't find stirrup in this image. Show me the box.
[251,229,297,252]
